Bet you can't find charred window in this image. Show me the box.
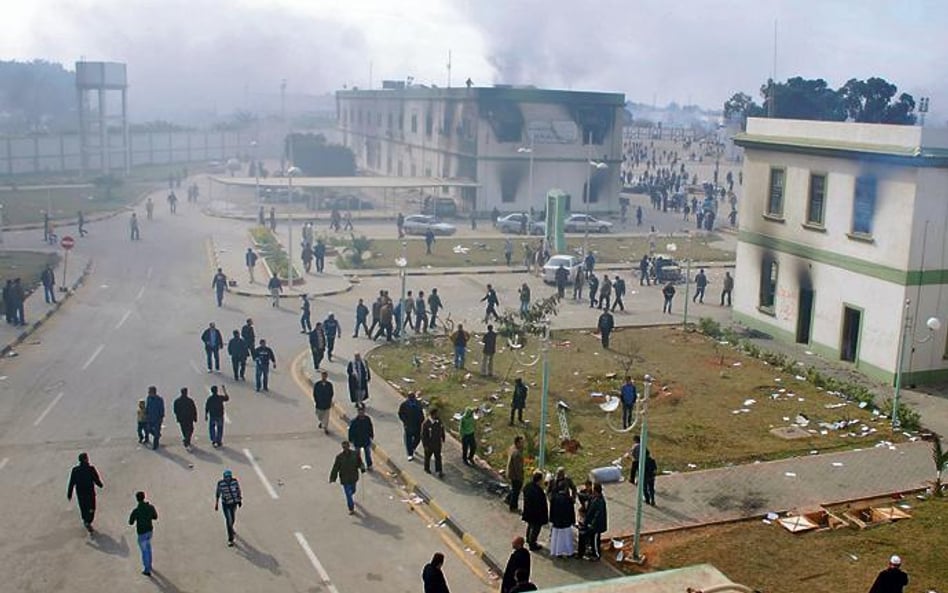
[851,176,876,236]
[766,168,785,217]
[806,173,826,226]
[759,259,778,311]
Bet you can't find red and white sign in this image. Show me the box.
[60,236,75,250]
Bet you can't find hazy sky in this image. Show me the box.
[2,0,945,121]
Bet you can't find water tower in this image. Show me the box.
[76,61,129,175]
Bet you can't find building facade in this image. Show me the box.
[733,118,948,385]
[335,85,625,215]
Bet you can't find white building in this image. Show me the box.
[335,85,625,215]
[733,118,948,385]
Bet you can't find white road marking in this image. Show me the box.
[136,285,146,300]
[81,344,105,370]
[0,457,8,471]
[243,448,279,500]
[34,392,65,426]
[115,310,131,329]
[294,532,340,593]
[190,360,203,375]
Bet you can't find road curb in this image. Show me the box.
[298,358,505,578]
[0,258,93,358]
[343,260,735,278]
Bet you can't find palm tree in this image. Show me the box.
[934,435,948,497]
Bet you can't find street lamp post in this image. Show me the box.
[892,299,941,429]
[286,166,301,290]
[517,135,535,220]
[584,159,608,253]
[397,241,408,345]
[632,375,653,563]
[537,322,551,470]
[251,140,260,203]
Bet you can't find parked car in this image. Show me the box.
[403,214,457,236]
[542,254,583,284]
[207,160,227,174]
[563,213,613,233]
[496,213,544,235]
[260,187,305,203]
[652,254,682,283]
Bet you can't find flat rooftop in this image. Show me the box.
[336,85,625,106]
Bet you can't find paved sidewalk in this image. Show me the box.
[209,220,352,298]
[0,247,92,356]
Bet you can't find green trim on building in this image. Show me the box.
[733,133,948,167]
[739,230,948,286]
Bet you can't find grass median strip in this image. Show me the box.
[368,327,904,480]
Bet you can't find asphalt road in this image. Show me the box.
[0,198,491,593]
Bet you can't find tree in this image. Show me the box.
[287,133,356,177]
[723,92,765,127]
[838,77,917,124]
[762,77,845,122]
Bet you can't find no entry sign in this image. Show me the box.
[60,235,75,250]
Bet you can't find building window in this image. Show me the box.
[411,114,418,134]
[425,112,433,137]
[759,259,778,312]
[806,173,826,226]
[357,109,362,124]
[387,113,393,129]
[399,113,404,131]
[766,168,785,217]
[851,176,876,236]
[376,113,382,127]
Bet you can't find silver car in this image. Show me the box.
[496,213,544,235]
[542,254,583,284]
[563,214,613,233]
[403,214,457,236]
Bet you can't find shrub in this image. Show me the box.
[879,398,922,432]
[698,317,722,338]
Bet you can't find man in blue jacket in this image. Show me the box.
[144,386,165,450]
[620,376,637,429]
[201,322,224,373]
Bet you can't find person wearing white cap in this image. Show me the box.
[214,469,242,546]
[867,554,908,593]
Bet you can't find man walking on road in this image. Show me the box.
[309,322,327,371]
[868,554,908,593]
[353,298,370,337]
[205,385,229,448]
[422,553,451,593]
[214,469,242,546]
[313,370,334,434]
[481,284,500,323]
[267,274,282,307]
[720,271,733,307]
[398,391,425,460]
[78,210,87,237]
[299,294,312,333]
[67,452,103,534]
[421,408,446,478]
[173,388,198,449]
[329,440,365,515]
[506,436,525,511]
[228,330,249,381]
[145,386,165,450]
[323,313,341,361]
[597,309,614,349]
[348,405,375,470]
[41,265,56,304]
[128,491,158,576]
[241,318,255,351]
[612,275,626,312]
[245,248,258,283]
[662,281,676,314]
[451,324,469,370]
[130,213,140,241]
[693,268,707,304]
[211,268,228,307]
[501,537,531,593]
[427,288,443,330]
[252,339,277,392]
[414,291,428,334]
[347,352,371,405]
[201,322,224,373]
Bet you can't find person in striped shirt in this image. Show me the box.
[214,469,243,546]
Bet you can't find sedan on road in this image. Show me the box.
[403,215,457,236]
[563,214,613,233]
[496,213,544,235]
[542,254,583,284]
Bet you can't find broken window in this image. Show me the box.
[851,176,876,236]
[766,168,785,217]
[759,259,778,311]
[806,173,826,226]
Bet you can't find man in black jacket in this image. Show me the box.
[227,330,249,381]
[501,536,531,593]
[201,322,224,373]
[240,319,255,350]
[173,388,198,449]
[252,339,277,392]
[347,405,375,470]
[421,408,445,477]
[481,324,497,377]
[597,309,615,349]
[579,483,607,560]
[398,391,425,460]
[313,370,334,435]
[67,452,104,533]
[521,471,548,551]
[868,555,909,593]
[205,385,230,447]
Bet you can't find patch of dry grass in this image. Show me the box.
[614,497,948,593]
[367,327,901,481]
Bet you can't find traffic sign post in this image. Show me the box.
[59,236,74,292]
